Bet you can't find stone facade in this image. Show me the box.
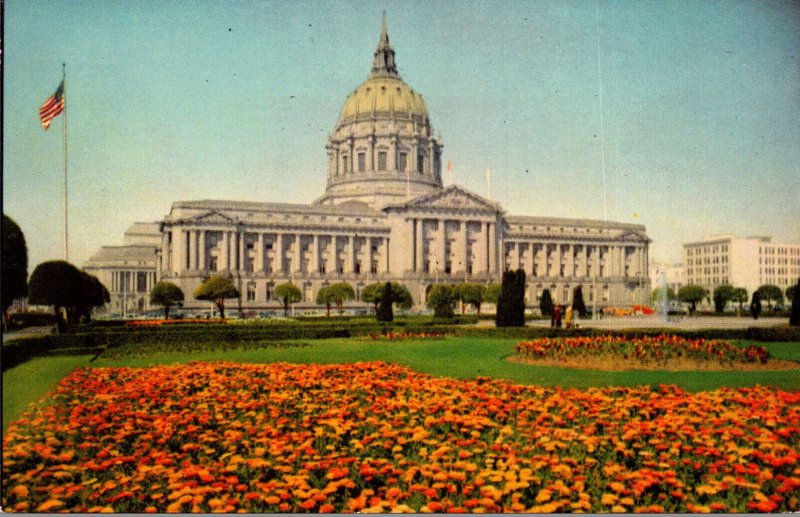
[87,19,652,315]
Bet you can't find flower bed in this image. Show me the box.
[515,334,771,367]
[369,331,445,341]
[3,361,799,513]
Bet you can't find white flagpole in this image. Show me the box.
[485,167,492,200]
[62,63,69,262]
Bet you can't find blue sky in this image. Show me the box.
[4,0,799,271]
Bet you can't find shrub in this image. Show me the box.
[427,285,455,319]
[496,269,526,327]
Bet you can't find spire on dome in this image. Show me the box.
[370,12,398,78]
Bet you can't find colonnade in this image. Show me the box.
[502,241,649,280]
[164,227,390,277]
[407,217,499,275]
[110,270,156,293]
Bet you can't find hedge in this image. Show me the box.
[3,323,798,372]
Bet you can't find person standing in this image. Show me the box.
[554,304,562,328]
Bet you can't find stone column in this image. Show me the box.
[187,230,197,271]
[292,234,301,273]
[198,231,206,271]
[488,222,497,273]
[239,231,246,272]
[161,232,170,274]
[512,242,521,271]
[228,231,237,272]
[328,236,337,274]
[415,219,424,272]
[383,237,390,273]
[475,222,487,273]
[173,229,186,274]
[219,231,228,271]
[437,220,446,273]
[311,234,319,274]
[365,237,373,275]
[256,233,264,273]
[581,245,588,278]
[345,235,355,273]
[526,242,535,277]
[274,233,283,274]
[458,221,468,275]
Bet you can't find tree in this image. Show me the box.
[456,283,486,314]
[787,285,796,306]
[391,283,413,311]
[327,282,355,315]
[572,285,587,318]
[316,285,334,317]
[496,269,526,327]
[427,284,455,319]
[28,260,83,332]
[2,214,28,326]
[750,291,762,320]
[274,282,302,317]
[484,283,502,306]
[361,283,383,314]
[194,275,239,319]
[678,285,707,315]
[756,284,783,310]
[539,289,554,318]
[75,271,110,323]
[150,281,184,319]
[376,282,394,322]
[790,278,800,326]
[731,287,748,314]
[712,284,736,313]
[651,286,676,304]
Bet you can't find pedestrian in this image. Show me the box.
[554,304,562,328]
[565,305,573,329]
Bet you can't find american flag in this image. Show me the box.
[39,80,65,130]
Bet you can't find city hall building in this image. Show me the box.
[85,20,651,315]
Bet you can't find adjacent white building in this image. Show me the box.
[649,261,685,293]
[85,19,652,315]
[684,235,800,299]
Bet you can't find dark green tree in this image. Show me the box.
[789,278,799,326]
[75,271,110,323]
[149,281,184,319]
[376,282,394,322]
[750,291,762,320]
[678,285,707,315]
[274,282,302,317]
[194,275,240,319]
[787,285,796,305]
[731,287,748,314]
[496,269,526,327]
[391,283,413,311]
[2,214,28,326]
[712,284,736,313]
[427,284,455,319]
[28,260,83,332]
[572,285,587,318]
[756,284,783,310]
[539,288,554,318]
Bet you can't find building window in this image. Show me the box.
[342,155,348,173]
[246,282,256,302]
[398,152,407,172]
[358,152,366,172]
[417,153,424,174]
[378,151,387,171]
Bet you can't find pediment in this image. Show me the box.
[188,210,240,225]
[619,229,650,243]
[388,185,502,214]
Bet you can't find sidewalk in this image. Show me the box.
[2,326,54,344]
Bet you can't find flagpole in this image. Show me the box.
[62,62,69,262]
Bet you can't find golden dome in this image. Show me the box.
[339,76,428,122]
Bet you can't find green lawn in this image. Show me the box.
[4,337,799,433]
